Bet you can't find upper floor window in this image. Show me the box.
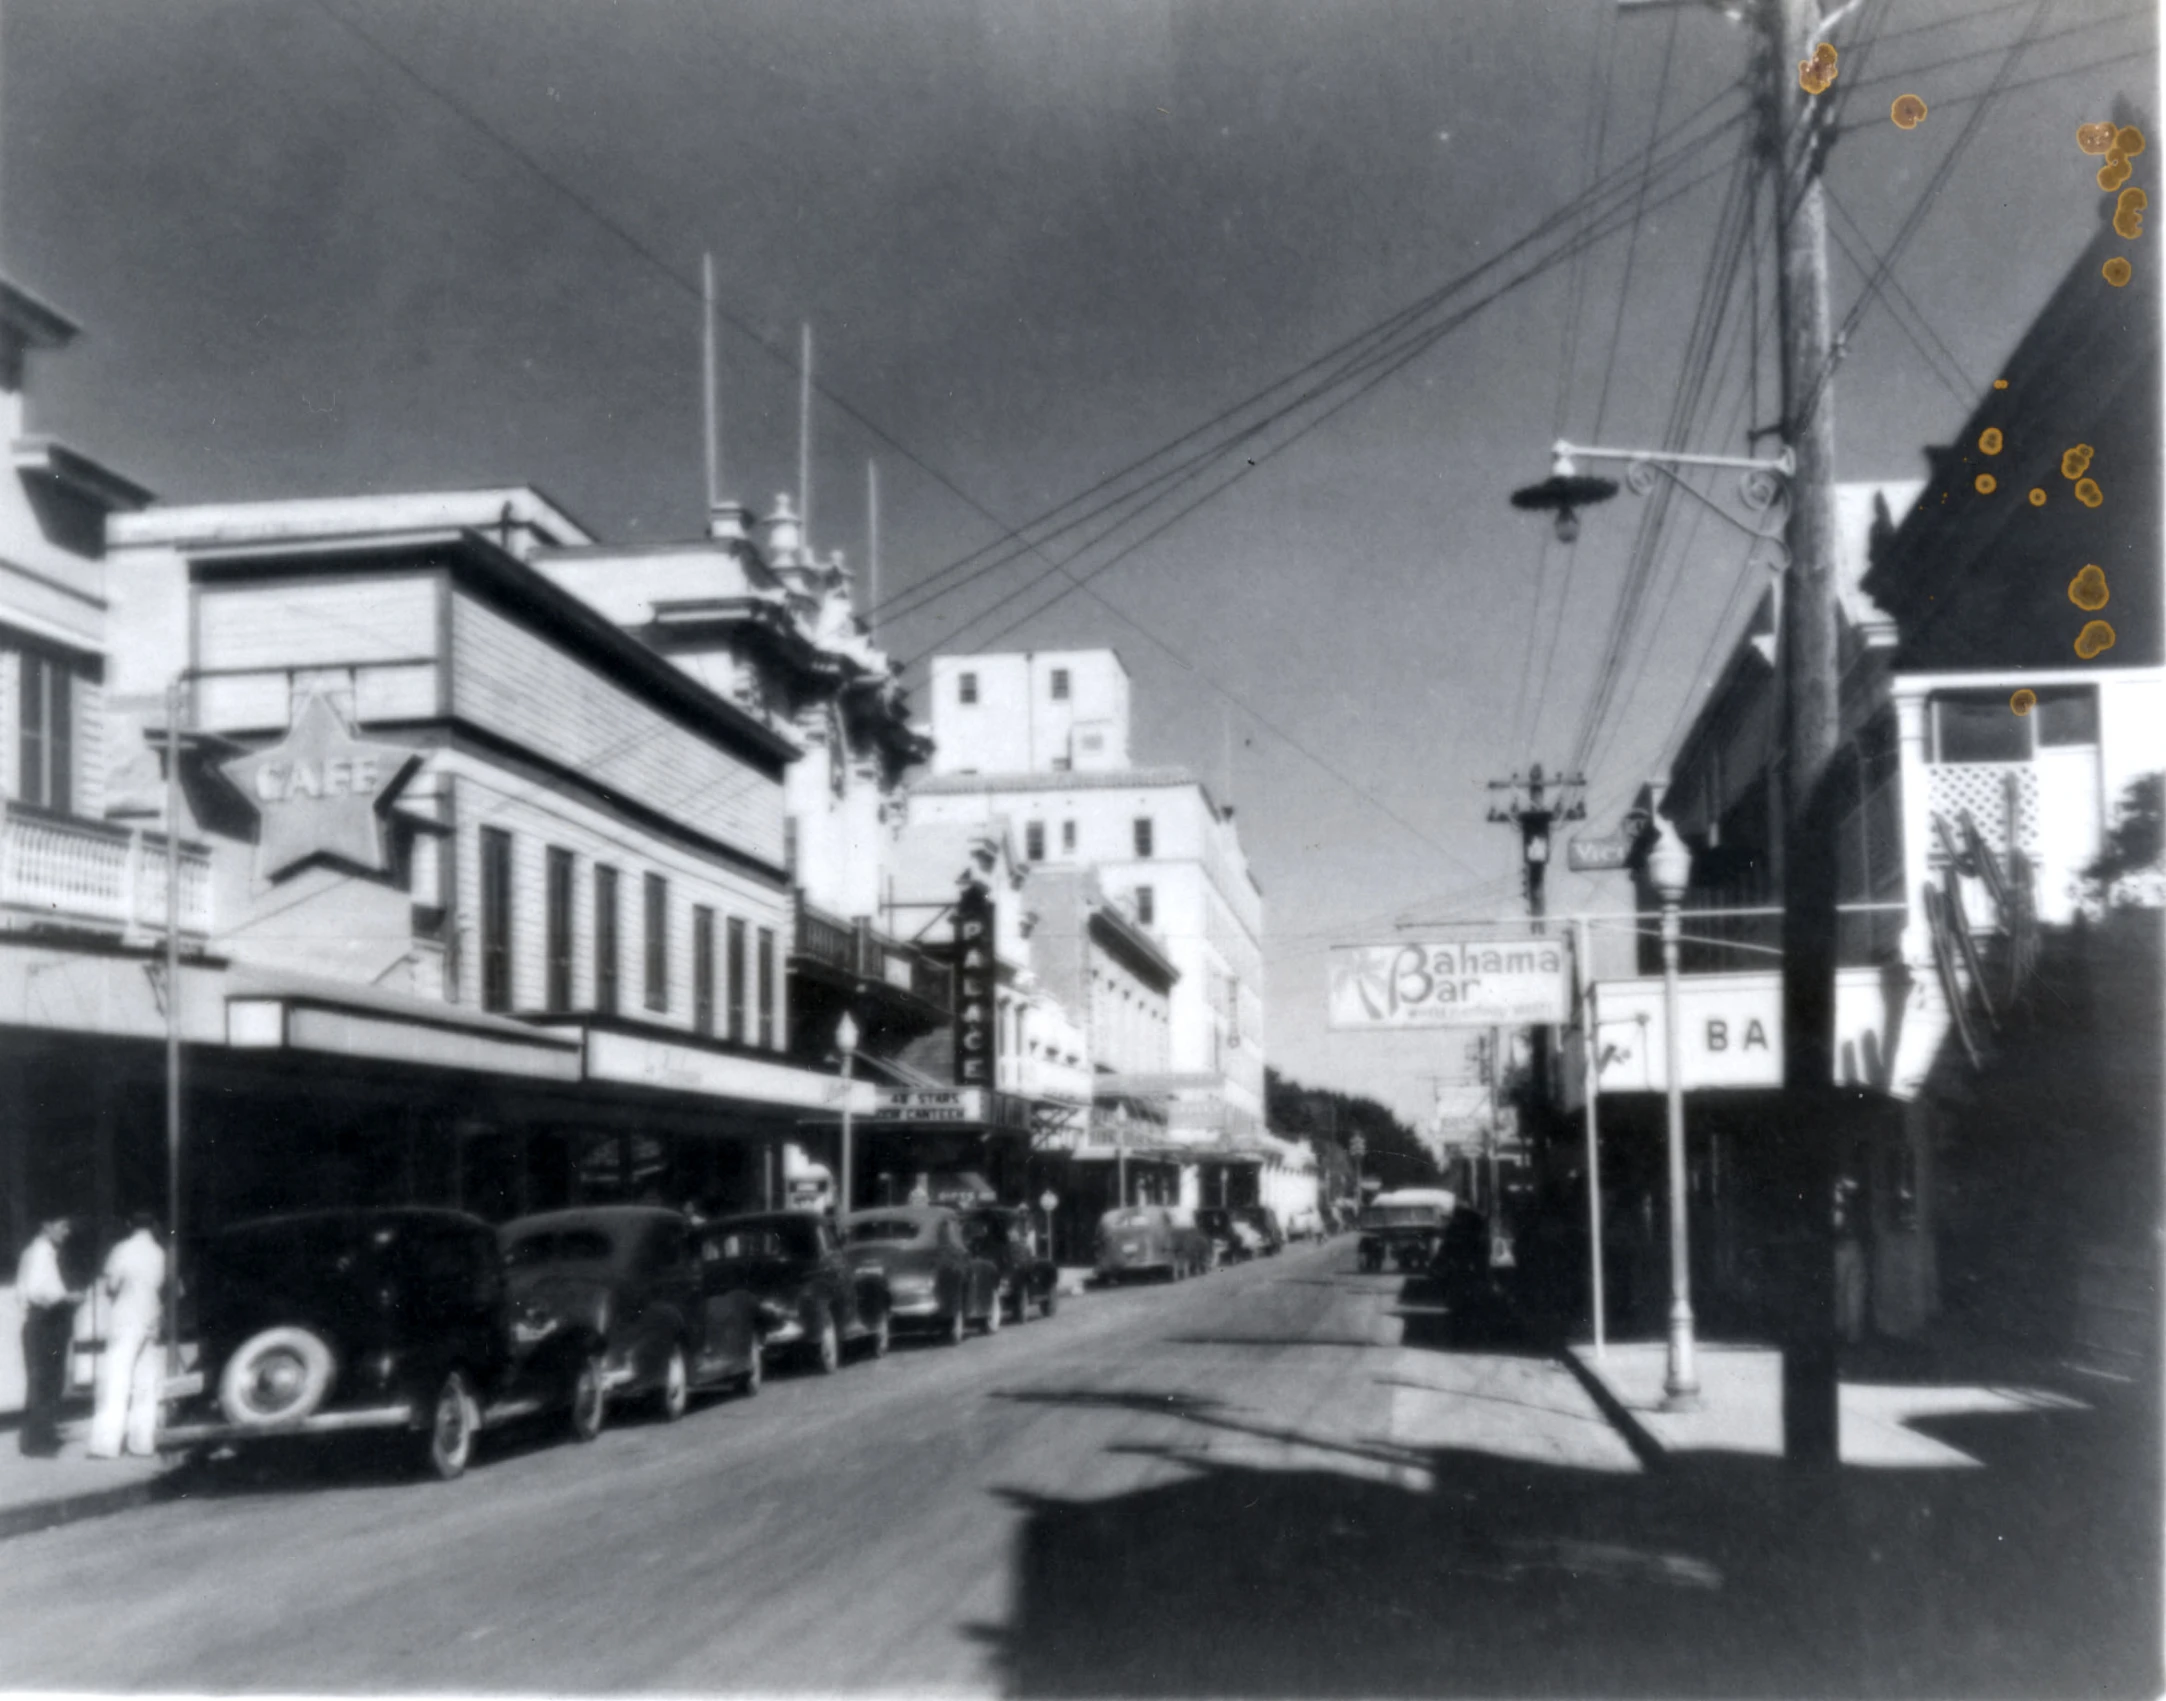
[595,865,621,1015]
[1134,885,1155,927]
[727,916,748,1043]
[1133,817,1154,858]
[958,672,978,706]
[756,926,777,1050]
[1050,668,1071,701]
[479,829,514,1014]
[1061,820,1076,853]
[545,847,575,1014]
[16,653,72,813]
[1025,821,1046,862]
[1933,687,2098,763]
[693,906,716,1037]
[643,873,669,1013]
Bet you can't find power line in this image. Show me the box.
[870,85,1753,635]
[1834,38,2160,131]
[1843,2,2147,94]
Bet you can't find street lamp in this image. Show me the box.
[1512,439,1793,573]
[835,1011,860,1218]
[1647,811,1700,1408]
[1112,1104,1131,1209]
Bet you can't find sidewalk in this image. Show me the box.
[0,1406,180,1542]
[1563,1338,2089,1467]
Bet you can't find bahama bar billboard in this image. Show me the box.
[1328,938,1571,1029]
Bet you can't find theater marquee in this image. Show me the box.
[1329,938,1571,1029]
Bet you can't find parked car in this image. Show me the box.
[1235,1205,1287,1256]
[161,1208,608,1481]
[1357,1189,1456,1273]
[843,1206,1004,1342]
[697,1211,891,1372]
[957,1205,1059,1322]
[499,1206,763,1420]
[1284,1208,1324,1242]
[1094,1205,1212,1283]
[1194,1206,1246,1266]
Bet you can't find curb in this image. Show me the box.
[0,1472,177,1544]
[1557,1344,1670,1472]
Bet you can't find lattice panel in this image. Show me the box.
[1925,763,2039,860]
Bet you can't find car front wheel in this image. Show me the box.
[657,1344,690,1423]
[982,1288,1002,1335]
[739,1340,763,1398]
[567,1351,607,1442]
[423,1372,477,1482]
[809,1311,841,1375]
[946,1301,968,1347]
[867,1310,891,1359]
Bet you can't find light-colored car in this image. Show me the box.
[1094,1205,1211,1283]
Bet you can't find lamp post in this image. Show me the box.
[835,1011,859,1218]
[1347,1134,1366,1211]
[1113,1105,1130,1209]
[1648,812,1699,1408]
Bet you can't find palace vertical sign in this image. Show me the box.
[953,884,997,1088]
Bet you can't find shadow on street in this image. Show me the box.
[980,1292,2161,1697]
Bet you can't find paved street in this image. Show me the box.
[1,1242,2154,1697]
[0,1243,1630,1694]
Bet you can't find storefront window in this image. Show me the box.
[1933,694,2028,763]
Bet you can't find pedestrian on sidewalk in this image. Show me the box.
[15,1218,84,1457]
[1834,1176,1869,1346]
[85,1213,166,1460]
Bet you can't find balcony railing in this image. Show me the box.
[1,800,212,939]
[792,893,951,1012]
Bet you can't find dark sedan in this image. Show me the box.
[957,1205,1059,1322]
[843,1207,1003,1343]
[1094,1206,1212,1283]
[500,1206,763,1420]
[697,1211,891,1372]
[161,1208,608,1480]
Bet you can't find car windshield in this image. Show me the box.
[1104,1208,1160,1229]
[1364,1206,1444,1229]
[502,1228,615,1269]
[848,1218,930,1245]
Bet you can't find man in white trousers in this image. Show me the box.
[86,1213,166,1459]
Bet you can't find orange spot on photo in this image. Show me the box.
[1974,473,1998,495]
[2114,188,2146,240]
[2075,620,2116,660]
[2009,688,2037,717]
[1978,428,2003,455]
[2075,477,2103,507]
[2098,150,2132,192]
[2028,488,2047,506]
[2061,444,2094,479]
[1890,94,1927,130]
[2104,256,2133,287]
[2077,121,2117,155]
[2068,564,2110,611]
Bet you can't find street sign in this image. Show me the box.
[1329,939,1571,1029]
[1567,831,1635,873]
[1039,1190,1059,1214]
[1348,1135,1366,1159]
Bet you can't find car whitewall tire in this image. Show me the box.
[424,1372,477,1482]
[218,1326,337,1428]
[659,1344,690,1423]
[568,1351,607,1442]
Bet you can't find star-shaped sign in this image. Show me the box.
[220,695,421,881]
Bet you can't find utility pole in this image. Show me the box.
[1762,0,1845,1470]
[1488,763,1584,1140]
[1486,763,1586,933]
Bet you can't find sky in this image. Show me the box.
[2,0,2154,1129]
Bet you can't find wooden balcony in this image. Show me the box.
[790,893,951,1018]
[1,800,212,940]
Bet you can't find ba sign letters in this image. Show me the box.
[1329,939,1571,1030]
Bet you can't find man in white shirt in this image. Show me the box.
[15,1219,82,1457]
[86,1214,167,1460]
